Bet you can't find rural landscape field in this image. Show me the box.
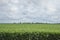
[0,23,60,40]
[0,0,60,40]
[0,23,60,33]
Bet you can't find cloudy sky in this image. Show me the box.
[0,0,60,23]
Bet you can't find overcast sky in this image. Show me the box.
[0,0,60,23]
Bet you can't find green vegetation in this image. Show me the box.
[0,23,60,40]
[0,23,60,33]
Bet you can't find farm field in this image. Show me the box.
[0,23,60,33]
[0,23,60,40]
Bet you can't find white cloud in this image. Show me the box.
[10,6,18,12]
[10,0,19,3]
[47,4,56,12]
[0,0,60,23]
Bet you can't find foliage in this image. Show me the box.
[0,32,60,40]
[0,24,60,40]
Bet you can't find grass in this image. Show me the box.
[0,23,60,33]
[0,23,60,40]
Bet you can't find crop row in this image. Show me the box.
[0,32,60,40]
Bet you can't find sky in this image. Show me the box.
[0,0,60,23]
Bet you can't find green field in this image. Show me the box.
[0,23,60,33]
[0,23,60,40]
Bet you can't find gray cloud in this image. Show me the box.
[0,0,60,23]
